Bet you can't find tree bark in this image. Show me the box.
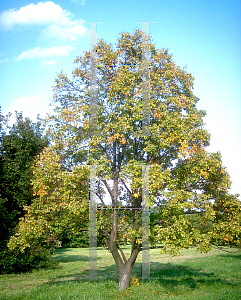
[118,264,133,291]
[102,166,142,291]
[117,244,140,290]
[105,219,141,291]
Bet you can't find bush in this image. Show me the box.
[62,230,89,248]
[0,247,57,274]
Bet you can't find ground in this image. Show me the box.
[0,246,240,299]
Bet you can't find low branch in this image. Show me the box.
[116,243,127,264]
[104,238,111,253]
[120,178,132,195]
[131,210,141,251]
[102,179,113,200]
[152,219,165,226]
[212,244,240,253]
[96,192,103,201]
[97,193,111,222]
[100,229,111,238]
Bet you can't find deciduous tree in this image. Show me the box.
[0,111,48,251]
[7,147,89,272]
[9,30,241,289]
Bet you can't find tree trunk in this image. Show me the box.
[102,173,141,291]
[118,264,133,291]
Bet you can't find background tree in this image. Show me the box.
[8,30,241,289]
[7,147,89,272]
[0,109,12,252]
[0,111,48,253]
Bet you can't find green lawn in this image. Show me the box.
[0,246,240,299]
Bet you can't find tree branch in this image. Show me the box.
[98,143,114,168]
[212,244,238,253]
[100,229,111,237]
[120,178,132,195]
[131,210,141,252]
[102,179,113,201]
[97,195,112,223]
[118,143,127,169]
[116,243,127,264]
[104,238,111,253]
[113,141,116,172]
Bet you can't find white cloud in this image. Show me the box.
[41,59,57,67]
[0,2,71,30]
[0,58,9,63]
[0,1,87,40]
[71,0,86,5]
[7,95,52,125]
[12,95,43,107]
[41,23,87,41]
[16,46,74,60]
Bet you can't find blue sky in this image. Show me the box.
[0,0,240,197]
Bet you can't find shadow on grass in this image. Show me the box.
[216,253,241,260]
[53,255,89,263]
[52,252,89,263]
[46,259,235,291]
[52,248,100,263]
[150,262,222,289]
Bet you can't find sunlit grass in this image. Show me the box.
[0,246,240,299]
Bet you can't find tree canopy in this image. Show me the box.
[8,30,241,289]
[0,112,48,249]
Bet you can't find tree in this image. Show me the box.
[7,147,89,272]
[0,111,48,251]
[8,30,241,289]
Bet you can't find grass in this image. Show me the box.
[0,245,240,299]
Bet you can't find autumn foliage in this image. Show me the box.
[7,147,89,272]
[7,30,241,288]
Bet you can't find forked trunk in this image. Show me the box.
[118,264,133,291]
[103,175,141,291]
